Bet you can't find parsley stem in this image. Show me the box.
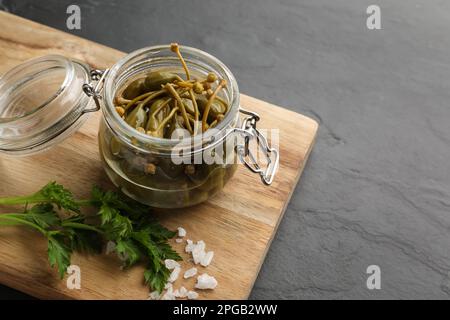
[0,214,47,235]
[0,196,96,209]
[61,221,103,234]
[0,195,48,206]
[74,199,94,207]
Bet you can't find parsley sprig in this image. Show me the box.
[0,182,181,293]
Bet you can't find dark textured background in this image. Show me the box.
[2,0,450,300]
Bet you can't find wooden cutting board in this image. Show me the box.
[0,11,318,300]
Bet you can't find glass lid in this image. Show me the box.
[0,55,94,156]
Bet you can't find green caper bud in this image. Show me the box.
[181,98,195,114]
[206,72,217,82]
[196,95,227,120]
[122,78,145,99]
[125,104,147,129]
[193,82,204,94]
[206,72,217,83]
[144,71,180,91]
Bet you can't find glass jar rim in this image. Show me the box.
[102,45,240,153]
[0,55,91,155]
[0,55,73,124]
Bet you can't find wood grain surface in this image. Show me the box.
[0,11,318,300]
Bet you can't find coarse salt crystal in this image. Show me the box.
[193,249,206,265]
[161,286,176,300]
[164,259,180,270]
[196,240,206,251]
[185,239,195,253]
[168,266,181,283]
[105,241,116,255]
[179,286,188,297]
[192,241,206,264]
[164,282,172,290]
[187,290,199,300]
[148,291,161,300]
[177,227,187,237]
[195,273,218,290]
[174,286,188,298]
[184,267,198,279]
[175,238,184,243]
[200,251,214,267]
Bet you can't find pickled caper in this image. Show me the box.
[145,98,170,132]
[182,98,195,115]
[122,78,146,99]
[196,95,227,120]
[144,71,181,91]
[125,103,147,128]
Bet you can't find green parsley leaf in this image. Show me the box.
[47,234,72,279]
[141,222,177,241]
[0,181,79,212]
[115,238,142,267]
[25,203,60,229]
[154,241,182,261]
[144,265,171,293]
[102,214,133,239]
[39,182,80,212]
[91,187,133,239]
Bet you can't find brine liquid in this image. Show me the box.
[98,122,237,208]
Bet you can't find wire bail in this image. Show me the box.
[236,108,279,185]
[82,69,109,114]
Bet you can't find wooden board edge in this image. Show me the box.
[242,120,319,299]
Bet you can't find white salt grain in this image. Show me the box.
[105,241,116,255]
[164,259,180,270]
[148,291,161,300]
[196,240,206,252]
[192,249,206,265]
[177,227,187,237]
[185,239,195,253]
[192,241,206,264]
[164,282,173,290]
[161,286,176,300]
[183,267,198,279]
[200,251,214,267]
[174,286,188,298]
[187,290,199,300]
[168,266,181,283]
[175,238,184,243]
[179,286,188,298]
[195,273,218,290]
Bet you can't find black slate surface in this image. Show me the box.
[1,0,450,299]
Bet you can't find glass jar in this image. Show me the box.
[0,46,279,208]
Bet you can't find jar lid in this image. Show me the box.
[0,55,95,155]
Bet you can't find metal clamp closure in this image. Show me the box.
[82,69,109,114]
[236,107,279,185]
